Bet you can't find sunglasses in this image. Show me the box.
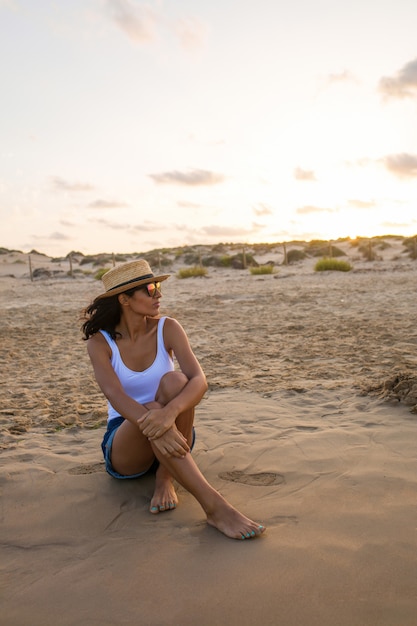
[143,281,161,297]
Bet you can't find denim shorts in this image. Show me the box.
[101,416,195,480]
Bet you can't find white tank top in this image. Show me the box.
[100,316,175,422]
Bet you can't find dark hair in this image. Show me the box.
[81,286,142,340]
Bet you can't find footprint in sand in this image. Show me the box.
[218,470,285,486]
[69,462,105,475]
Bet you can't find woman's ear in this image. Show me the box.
[118,293,129,306]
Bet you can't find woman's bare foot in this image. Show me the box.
[206,498,266,540]
[150,476,178,514]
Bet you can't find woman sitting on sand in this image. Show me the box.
[81,259,265,541]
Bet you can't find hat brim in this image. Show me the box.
[96,273,170,299]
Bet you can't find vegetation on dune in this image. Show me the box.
[314,258,352,272]
[2,235,416,278]
[285,249,307,264]
[94,268,110,281]
[177,266,208,279]
[305,241,346,258]
[403,236,417,259]
[250,264,275,275]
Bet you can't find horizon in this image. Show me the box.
[2,232,416,260]
[1,1,417,257]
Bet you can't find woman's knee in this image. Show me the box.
[155,371,188,404]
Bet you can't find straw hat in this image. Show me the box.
[97,259,170,299]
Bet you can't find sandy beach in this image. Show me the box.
[1,239,417,625]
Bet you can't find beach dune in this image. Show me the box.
[1,240,416,625]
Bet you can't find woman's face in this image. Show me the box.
[121,282,162,316]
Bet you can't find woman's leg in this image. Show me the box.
[109,371,193,512]
[152,373,266,540]
[109,419,155,477]
[149,372,194,514]
[110,371,266,539]
[150,441,265,540]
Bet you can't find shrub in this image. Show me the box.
[219,255,232,267]
[201,255,231,267]
[183,253,201,265]
[286,249,306,264]
[307,244,346,258]
[250,265,275,275]
[314,258,352,272]
[403,236,417,259]
[143,252,171,268]
[358,241,379,261]
[94,267,110,281]
[177,266,208,279]
[230,252,257,269]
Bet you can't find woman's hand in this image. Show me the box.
[151,426,190,458]
[137,408,175,439]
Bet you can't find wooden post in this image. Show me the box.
[242,247,247,269]
[69,253,73,278]
[413,237,417,259]
[369,239,373,260]
[112,253,115,267]
[28,254,33,282]
[283,242,288,265]
[328,242,333,258]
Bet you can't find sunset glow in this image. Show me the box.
[1,0,417,256]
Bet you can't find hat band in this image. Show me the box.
[107,273,154,292]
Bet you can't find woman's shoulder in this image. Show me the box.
[161,316,181,330]
[161,316,188,344]
[87,330,112,355]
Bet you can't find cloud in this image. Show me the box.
[201,223,263,238]
[382,219,417,230]
[296,205,335,215]
[51,177,94,192]
[88,199,129,209]
[106,0,157,43]
[316,70,359,94]
[0,0,19,10]
[252,203,273,216]
[90,217,171,232]
[174,17,208,51]
[326,70,358,86]
[106,1,208,52]
[131,221,172,232]
[149,168,226,186]
[348,199,376,209]
[382,153,417,179]
[345,157,372,169]
[378,57,417,99]
[91,217,131,230]
[49,231,71,241]
[294,167,317,181]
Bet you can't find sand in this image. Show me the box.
[1,240,417,625]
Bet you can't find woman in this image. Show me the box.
[82,259,265,540]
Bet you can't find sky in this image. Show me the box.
[1,0,417,257]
